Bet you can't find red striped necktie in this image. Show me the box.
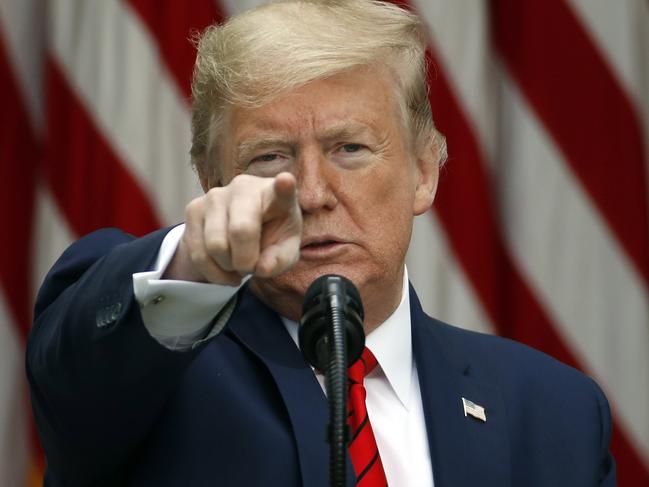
[348,347,388,486]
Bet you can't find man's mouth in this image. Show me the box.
[300,237,348,259]
[301,239,339,249]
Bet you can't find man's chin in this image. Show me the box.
[250,259,404,329]
[282,262,363,292]
[249,262,366,316]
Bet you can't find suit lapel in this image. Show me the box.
[410,287,511,487]
[226,287,356,487]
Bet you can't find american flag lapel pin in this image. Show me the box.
[462,397,487,422]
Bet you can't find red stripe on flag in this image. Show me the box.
[127,0,225,100]
[44,59,160,237]
[0,33,38,336]
[492,0,649,289]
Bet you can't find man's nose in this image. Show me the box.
[296,151,338,213]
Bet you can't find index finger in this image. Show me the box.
[263,172,298,217]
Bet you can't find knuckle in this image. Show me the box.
[254,261,273,278]
[204,187,226,206]
[230,174,247,184]
[188,248,208,266]
[206,186,225,197]
[276,251,296,273]
[272,250,298,276]
[204,237,228,255]
[270,258,285,276]
[229,174,255,190]
[184,197,203,219]
[228,222,258,242]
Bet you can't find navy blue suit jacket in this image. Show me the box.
[27,227,616,486]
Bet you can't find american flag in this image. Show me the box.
[462,398,487,423]
[1,0,647,485]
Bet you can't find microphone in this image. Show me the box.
[299,274,365,487]
[299,274,365,371]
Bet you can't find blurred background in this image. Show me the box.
[1,0,647,485]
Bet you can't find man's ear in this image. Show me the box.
[412,135,441,216]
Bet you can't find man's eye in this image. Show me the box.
[341,143,363,153]
[251,153,278,163]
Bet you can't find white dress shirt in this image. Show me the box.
[132,224,434,486]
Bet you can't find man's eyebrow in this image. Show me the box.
[236,137,294,161]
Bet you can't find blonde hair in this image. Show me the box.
[190,0,447,183]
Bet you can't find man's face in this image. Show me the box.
[218,66,438,326]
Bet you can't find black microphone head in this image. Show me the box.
[299,274,365,371]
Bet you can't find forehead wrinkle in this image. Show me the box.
[314,120,379,144]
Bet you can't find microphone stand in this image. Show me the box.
[324,291,349,487]
[299,274,365,487]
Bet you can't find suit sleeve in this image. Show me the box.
[26,227,204,486]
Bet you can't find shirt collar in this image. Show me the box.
[282,267,413,410]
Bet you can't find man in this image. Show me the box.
[27,1,615,486]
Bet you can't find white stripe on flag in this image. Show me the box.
[31,186,76,296]
[0,293,29,487]
[0,0,45,133]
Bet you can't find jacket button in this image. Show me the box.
[96,308,108,327]
[110,302,122,321]
[96,302,122,327]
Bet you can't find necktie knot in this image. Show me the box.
[348,347,378,384]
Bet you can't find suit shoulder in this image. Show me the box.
[415,315,614,481]
[54,228,137,272]
[426,317,600,394]
[34,227,172,317]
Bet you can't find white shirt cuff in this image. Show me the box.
[132,224,247,350]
